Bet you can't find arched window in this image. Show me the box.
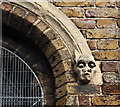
[0,46,44,106]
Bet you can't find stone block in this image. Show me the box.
[97,40,118,50]
[71,19,95,28]
[103,84,120,95]
[102,62,119,72]
[97,19,116,28]
[92,51,119,60]
[92,96,120,105]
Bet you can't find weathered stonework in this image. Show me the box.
[79,96,90,105]
[85,8,118,18]
[97,40,118,50]
[56,95,79,105]
[74,55,103,85]
[96,0,115,7]
[2,0,120,106]
[84,29,118,39]
[71,19,95,29]
[87,40,97,50]
[60,8,83,17]
[103,72,120,83]
[92,96,120,105]
[102,62,119,72]
[103,84,120,95]
[92,51,119,60]
[97,19,116,28]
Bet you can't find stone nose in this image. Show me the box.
[87,69,91,73]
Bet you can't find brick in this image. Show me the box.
[55,71,75,88]
[92,96,120,105]
[117,0,120,7]
[53,0,94,7]
[38,28,58,48]
[87,40,97,50]
[84,29,118,39]
[49,48,71,67]
[92,51,119,60]
[53,60,72,77]
[79,96,90,105]
[71,19,95,28]
[25,13,37,23]
[117,19,120,28]
[97,40,118,50]
[36,20,49,32]
[85,8,117,18]
[12,7,26,17]
[42,38,65,58]
[97,19,116,28]
[96,0,115,7]
[1,3,13,24]
[60,8,83,17]
[103,72,120,83]
[44,28,58,41]
[103,84,120,95]
[1,2,12,11]
[20,13,37,35]
[118,9,120,18]
[56,83,77,99]
[8,7,26,28]
[119,40,120,47]
[28,26,42,42]
[102,62,119,72]
[56,95,79,105]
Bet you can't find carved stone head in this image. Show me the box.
[74,55,103,85]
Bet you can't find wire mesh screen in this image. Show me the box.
[0,46,44,106]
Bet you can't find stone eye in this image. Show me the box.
[77,62,85,68]
[88,61,96,68]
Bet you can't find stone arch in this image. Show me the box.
[1,1,93,105]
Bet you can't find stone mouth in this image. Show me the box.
[84,73,90,75]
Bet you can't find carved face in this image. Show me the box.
[75,55,96,84]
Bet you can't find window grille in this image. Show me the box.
[0,46,44,106]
